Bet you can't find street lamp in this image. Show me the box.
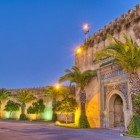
[82,23,90,43]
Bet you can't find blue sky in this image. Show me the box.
[0,0,139,88]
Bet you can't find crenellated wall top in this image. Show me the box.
[86,4,140,47]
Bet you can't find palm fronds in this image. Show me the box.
[96,35,140,72]
[59,66,97,89]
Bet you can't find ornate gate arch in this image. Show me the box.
[106,90,127,128]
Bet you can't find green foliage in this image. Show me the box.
[59,66,96,127]
[19,113,28,120]
[27,99,45,115]
[4,100,20,115]
[0,89,9,100]
[0,89,9,118]
[0,89,9,107]
[96,35,140,94]
[79,114,90,128]
[43,86,75,102]
[132,93,140,115]
[59,66,97,89]
[14,90,36,116]
[14,90,36,104]
[43,87,73,122]
[128,115,140,136]
[43,87,60,98]
[96,35,140,72]
[61,87,75,99]
[55,97,77,123]
[27,106,34,114]
[55,97,77,114]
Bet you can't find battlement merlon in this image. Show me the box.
[86,4,140,47]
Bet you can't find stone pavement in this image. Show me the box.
[0,121,138,140]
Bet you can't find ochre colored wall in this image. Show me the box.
[86,93,100,127]
[85,78,101,128]
[75,77,101,128]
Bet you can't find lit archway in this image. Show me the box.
[106,90,126,128]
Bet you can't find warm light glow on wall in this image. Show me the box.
[77,48,82,54]
[56,121,78,128]
[28,114,36,120]
[75,47,82,55]
[55,83,60,90]
[75,106,80,126]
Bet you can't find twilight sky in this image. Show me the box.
[0,0,139,88]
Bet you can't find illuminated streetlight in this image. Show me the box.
[82,23,90,34]
[82,23,90,43]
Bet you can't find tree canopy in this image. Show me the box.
[14,90,36,104]
[4,100,20,115]
[27,99,45,115]
[59,66,97,89]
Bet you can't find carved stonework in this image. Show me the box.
[133,25,140,39]
[104,85,115,95]
[104,82,129,109]
[116,83,129,109]
[101,69,127,80]
[115,83,128,95]
[104,83,128,95]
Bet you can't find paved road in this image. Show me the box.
[0,121,138,140]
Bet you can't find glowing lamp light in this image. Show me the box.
[75,46,82,55]
[82,23,90,34]
[76,48,82,54]
[55,84,60,90]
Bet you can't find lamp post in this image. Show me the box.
[82,23,90,44]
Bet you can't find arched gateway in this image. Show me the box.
[106,90,127,128]
[109,94,124,127]
[75,4,140,128]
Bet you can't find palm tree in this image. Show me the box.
[14,90,36,119]
[0,89,9,117]
[96,35,140,95]
[59,66,97,128]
